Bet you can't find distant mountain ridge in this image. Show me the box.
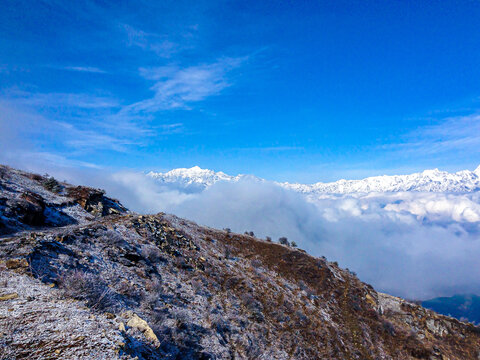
[147,165,480,194]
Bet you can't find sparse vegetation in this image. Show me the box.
[278,236,290,246]
[99,229,125,246]
[141,244,164,263]
[346,268,357,277]
[382,319,396,336]
[224,245,232,259]
[41,174,62,193]
[251,259,262,268]
[57,270,118,312]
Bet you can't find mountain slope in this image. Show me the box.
[147,165,480,194]
[1,165,480,359]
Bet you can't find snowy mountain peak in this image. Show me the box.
[154,166,226,179]
[148,165,480,194]
[147,166,238,189]
[474,165,480,176]
[421,168,441,176]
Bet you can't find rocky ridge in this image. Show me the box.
[1,165,480,359]
[0,165,127,236]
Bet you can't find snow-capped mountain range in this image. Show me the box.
[147,165,480,194]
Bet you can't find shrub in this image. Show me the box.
[191,279,203,294]
[265,236,272,242]
[224,245,232,259]
[141,244,163,263]
[298,280,308,291]
[41,175,62,193]
[251,259,262,268]
[57,270,118,311]
[291,241,297,248]
[382,319,396,336]
[145,278,163,293]
[224,228,231,234]
[347,269,357,277]
[100,229,125,246]
[278,237,290,246]
[211,315,231,337]
[142,279,163,310]
[0,265,8,288]
[117,280,141,299]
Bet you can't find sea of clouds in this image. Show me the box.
[100,172,480,300]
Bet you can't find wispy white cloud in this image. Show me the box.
[11,151,102,170]
[0,101,102,169]
[234,146,304,152]
[7,90,120,109]
[0,85,188,157]
[155,123,184,134]
[384,113,480,156]
[62,66,107,74]
[128,57,246,112]
[55,122,133,152]
[122,24,181,58]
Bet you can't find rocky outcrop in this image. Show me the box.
[0,165,127,236]
[66,186,127,216]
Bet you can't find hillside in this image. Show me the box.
[147,165,480,194]
[1,165,480,359]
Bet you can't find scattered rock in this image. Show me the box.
[104,312,115,319]
[124,312,159,345]
[118,322,126,332]
[0,292,18,301]
[4,258,29,270]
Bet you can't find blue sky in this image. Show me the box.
[1,0,480,182]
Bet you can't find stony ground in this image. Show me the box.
[1,165,480,359]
